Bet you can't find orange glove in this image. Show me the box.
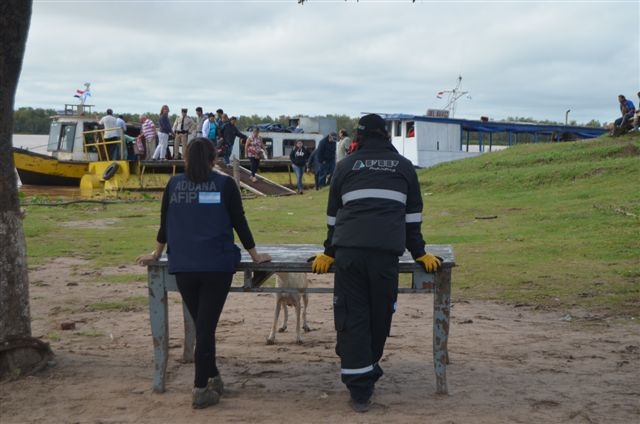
[416,253,442,272]
[308,253,334,273]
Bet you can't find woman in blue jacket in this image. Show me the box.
[137,138,271,409]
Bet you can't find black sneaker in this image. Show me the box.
[349,398,371,413]
[192,386,220,409]
[207,375,224,396]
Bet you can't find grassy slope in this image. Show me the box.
[21,133,639,318]
[418,134,639,316]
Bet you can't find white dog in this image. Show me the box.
[266,273,311,345]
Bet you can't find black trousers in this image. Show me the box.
[249,157,260,177]
[333,248,399,402]
[176,272,233,388]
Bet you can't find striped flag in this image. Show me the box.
[73,87,91,102]
[436,91,444,99]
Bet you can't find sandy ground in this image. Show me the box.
[0,257,638,424]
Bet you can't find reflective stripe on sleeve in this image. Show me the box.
[342,189,407,205]
[405,212,422,223]
[341,364,374,375]
[327,216,336,226]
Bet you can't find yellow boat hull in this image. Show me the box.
[14,148,88,186]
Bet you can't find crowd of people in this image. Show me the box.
[100,105,247,163]
[98,104,369,195]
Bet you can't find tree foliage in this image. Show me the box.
[13,107,56,134]
[503,116,604,128]
[12,108,361,135]
[14,109,604,136]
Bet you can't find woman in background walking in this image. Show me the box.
[245,127,265,182]
[289,139,309,194]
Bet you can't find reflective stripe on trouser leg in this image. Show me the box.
[334,248,398,402]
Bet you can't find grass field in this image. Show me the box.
[20,133,639,319]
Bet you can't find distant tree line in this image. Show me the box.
[12,107,360,136]
[503,116,604,128]
[13,107,57,134]
[13,107,604,136]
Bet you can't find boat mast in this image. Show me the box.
[438,75,469,118]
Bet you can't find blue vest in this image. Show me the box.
[166,172,241,273]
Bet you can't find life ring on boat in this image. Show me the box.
[102,162,119,180]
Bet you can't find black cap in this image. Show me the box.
[357,113,387,135]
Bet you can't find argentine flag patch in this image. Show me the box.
[199,192,221,204]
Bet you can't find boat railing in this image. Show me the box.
[83,128,125,162]
[64,103,94,116]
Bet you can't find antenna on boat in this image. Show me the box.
[436,75,470,118]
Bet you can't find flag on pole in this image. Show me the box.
[436,91,444,99]
[73,83,91,104]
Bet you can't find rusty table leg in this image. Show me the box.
[148,264,169,393]
[433,267,451,395]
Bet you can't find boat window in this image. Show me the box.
[406,121,415,138]
[60,124,76,151]
[263,138,273,158]
[47,122,76,152]
[394,121,401,137]
[283,139,296,156]
[82,121,101,153]
[47,122,61,151]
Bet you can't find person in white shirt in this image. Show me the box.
[99,108,121,159]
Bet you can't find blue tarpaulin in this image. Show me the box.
[381,114,607,140]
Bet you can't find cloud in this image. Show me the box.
[15,1,640,125]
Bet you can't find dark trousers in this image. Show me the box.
[615,111,634,128]
[317,160,335,189]
[249,157,260,177]
[104,136,120,160]
[223,142,233,164]
[333,248,399,402]
[176,272,233,388]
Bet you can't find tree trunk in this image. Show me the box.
[0,0,53,379]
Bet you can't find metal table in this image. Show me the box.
[146,244,454,394]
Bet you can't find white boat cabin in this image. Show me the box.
[231,117,337,160]
[383,113,608,168]
[46,104,103,161]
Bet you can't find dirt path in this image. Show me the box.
[0,258,638,424]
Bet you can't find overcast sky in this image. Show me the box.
[14,0,639,125]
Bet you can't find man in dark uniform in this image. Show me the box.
[314,131,337,189]
[311,113,442,413]
[219,114,247,165]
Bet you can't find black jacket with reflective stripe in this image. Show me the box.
[323,137,426,258]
